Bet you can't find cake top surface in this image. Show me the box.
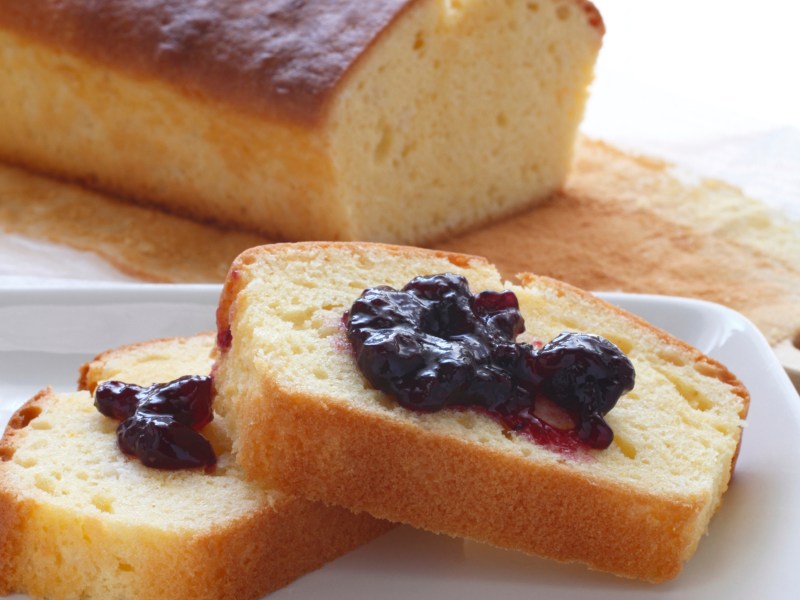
[1,0,603,123]
[216,242,746,496]
[1,0,416,122]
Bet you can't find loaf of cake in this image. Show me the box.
[0,0,602,244]
[0,333,391,600]
[213,242,749,582]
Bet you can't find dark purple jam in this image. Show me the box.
[94,375,216,470]
[345,274,635,452]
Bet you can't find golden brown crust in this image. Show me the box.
[238,384,700,582]
[576,0,605,33]
[183,497,392,600]
[0,0,602,124]
[0,0,418,124]
[0,488,26,596]
[107,495,391,600]
[0,389,51,594]
[0,388,50,462]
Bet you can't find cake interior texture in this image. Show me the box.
[0,334,390,600]
[0,0,602,243]
[213,242,748,582]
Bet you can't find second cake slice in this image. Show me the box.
[0,333,391,600]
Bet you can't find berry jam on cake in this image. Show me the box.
[94,376,216,470]
[346,273,635,451]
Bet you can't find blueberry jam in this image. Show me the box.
[345,274,635,451]
[94,376,216,470]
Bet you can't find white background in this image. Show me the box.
[583,0,800,217]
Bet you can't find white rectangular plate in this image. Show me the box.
[1,284,798,599]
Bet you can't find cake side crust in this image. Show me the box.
[0,390,50,596]
[235,383,708,582]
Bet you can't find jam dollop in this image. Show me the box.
[94,376,216,470]
[345,274,635,451]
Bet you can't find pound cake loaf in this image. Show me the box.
[0,0,602,244]
[213,242,749,582]
[0,333,391,600]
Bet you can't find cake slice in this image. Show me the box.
[213,242,749,583]
[0,333,391,600]
[0,0,602,244]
